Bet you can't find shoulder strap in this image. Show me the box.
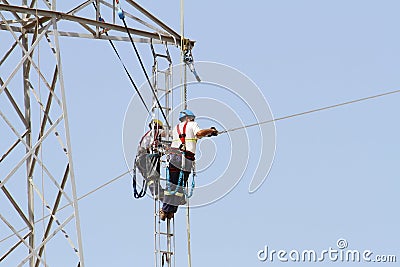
[139,128,161,146]
[139,130,151,146]
[153,128,160,144]
[177,121,188,150]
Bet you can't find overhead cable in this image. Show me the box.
[117,5,170,128]
[219,88,400,134]
[92,2,150,113]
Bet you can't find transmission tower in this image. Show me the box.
[0,1,193,266]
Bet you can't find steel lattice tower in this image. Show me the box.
[0,1,193,266]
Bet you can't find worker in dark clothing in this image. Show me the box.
[135,119,165,200]
[160,110,218,220]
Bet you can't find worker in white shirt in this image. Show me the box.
[160,110,218,220]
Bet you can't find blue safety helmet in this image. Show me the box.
[179,109,196,121]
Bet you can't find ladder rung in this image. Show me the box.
[155,86,171,90]
[155,232,174,236]
[156,70,168,74]
[154,105,170,108]
[155,54,169,59]
[156,107,171,110]
[152,108,172,112]
[157,250,174,255]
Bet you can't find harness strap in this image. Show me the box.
[139,128,160,149]
[176,121,188,150]
[172,138,197,142]
[164,122,196,198]
[139,130,151,146]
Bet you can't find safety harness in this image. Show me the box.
[139,130,151,148]
[166,122,195,198]
[177,121,188,151]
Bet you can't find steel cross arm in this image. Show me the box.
[0,24,162,43]
[0,3,195,46]
[125,0,182,42]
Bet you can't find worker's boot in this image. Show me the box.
[159,209,167,221]
[166,212,174,220]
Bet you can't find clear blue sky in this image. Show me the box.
[1,0,399,266]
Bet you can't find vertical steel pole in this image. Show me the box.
[21,0,34,265]
[95,0,100,37]
[165,63,171,141]
[186,200,192,267]
[166,219,171,267]
[52,18,85,267]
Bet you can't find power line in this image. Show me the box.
[119,9,170,129]
[105,33,150,113]
[0,169,132,245]
[77,169,131,201]
[3,88,399,245]
[91,3,150,113]
[219,88,400,134]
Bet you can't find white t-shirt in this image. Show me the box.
[171,121,201,154]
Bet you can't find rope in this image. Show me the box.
[0,169,133,245]
[186,197,192,267]
[29,178,80,256]
[218,88,400,134]
[92,2,150,113]
[185,173,195,198]
[132,163,147,198]
[2,83,398,259]
[180,3,191,267]
[180,0,187,110]
[161,252,168,267]
[105,32,150,113]
[116,2,170,128]
[186,160,196,198]
[78,169,132,201]
[165,158,195,198]
[165,166,184,196]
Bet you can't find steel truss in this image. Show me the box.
[0,1,193,266]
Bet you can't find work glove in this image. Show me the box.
[208,127,218,137]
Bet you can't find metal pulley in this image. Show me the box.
[183,48,201,82]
